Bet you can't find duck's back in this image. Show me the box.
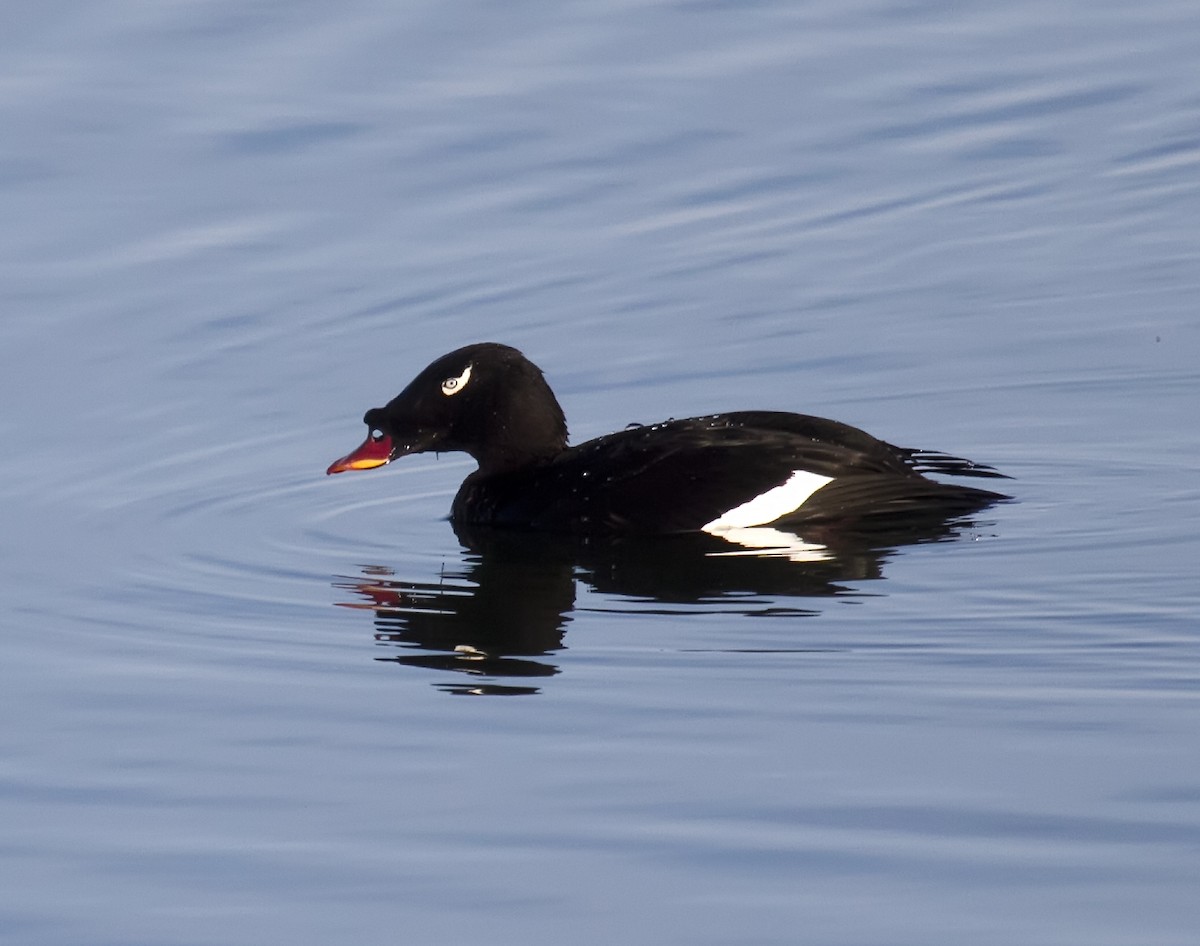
[451,411,1006,534]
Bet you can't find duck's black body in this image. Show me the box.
[327,343,1008,535]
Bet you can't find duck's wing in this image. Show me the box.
[497,415,1005,533]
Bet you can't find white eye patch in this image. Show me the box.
[441,363,472,396]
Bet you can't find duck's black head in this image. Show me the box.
[327,343,569,477]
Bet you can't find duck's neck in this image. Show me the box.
[472,375,568,476]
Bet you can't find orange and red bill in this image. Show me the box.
[326,432,394,475]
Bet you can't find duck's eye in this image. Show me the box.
[441,363,472,396]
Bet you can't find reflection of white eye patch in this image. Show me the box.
[441,363,472,396]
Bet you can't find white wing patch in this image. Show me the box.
[702,470,833,531]
[441,363,472,396]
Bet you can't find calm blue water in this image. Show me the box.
[3,1,1199,944]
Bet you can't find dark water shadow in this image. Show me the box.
[333,509,1002,695]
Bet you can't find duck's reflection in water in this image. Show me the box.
[334,511,996,694]
[336,537,575,696]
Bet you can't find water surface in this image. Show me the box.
[2,1,1199,944]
